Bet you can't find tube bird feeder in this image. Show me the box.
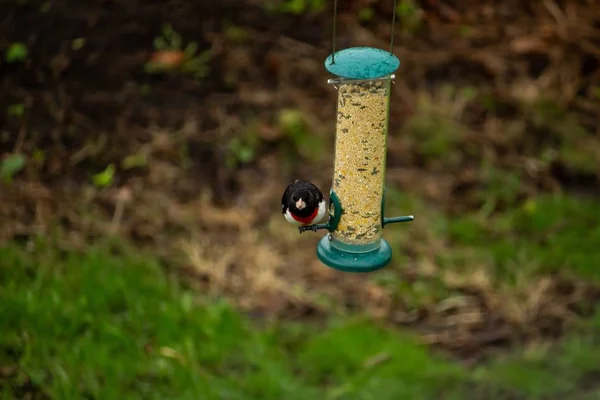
[299,9,414,273]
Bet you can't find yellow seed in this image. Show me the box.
[331,79,390,246]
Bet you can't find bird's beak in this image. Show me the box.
[295,198,306,210]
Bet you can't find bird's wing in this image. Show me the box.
[281,183,293,213]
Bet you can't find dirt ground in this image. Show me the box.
[2,0,600,361]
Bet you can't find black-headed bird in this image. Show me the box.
[281,179,326,228]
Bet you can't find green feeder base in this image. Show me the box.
[316,235,392,273]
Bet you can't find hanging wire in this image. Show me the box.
[331,0,398,62]
[331,0,339,64]
[390,0,398,54]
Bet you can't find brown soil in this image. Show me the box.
[2,0,600,361]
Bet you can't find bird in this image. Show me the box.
[281,179,327,230]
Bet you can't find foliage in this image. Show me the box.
[145,24,211,80]
[265,0,325,15]
[92,164,116,187]
[4,42,28,63]
[6,103,25,118]
[0,154,26,183]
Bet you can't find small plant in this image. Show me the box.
[6,103,25,118]
[524,98,596,175]
[458,25,474,38]
[92,164,116,187]
[223,23,248,45]
[477,163,523,215]
[32,149,45,166]
[403,85,475,167]
[71,37,86,51]
[396,0,423,34]
[145,24,211,80]
[4,42,28,63]
[358,7,375,22]
[40,1,52,13]
[1,153,26,183]
[226,127,261,168]
[277,108,325,162]
[265,0,325,15]
[227,138,256,168]
[121,152,148,170]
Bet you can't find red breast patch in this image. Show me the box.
[291,207,319,225]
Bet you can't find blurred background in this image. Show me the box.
[1,0,600,399]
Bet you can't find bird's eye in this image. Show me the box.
[292,196,298,201]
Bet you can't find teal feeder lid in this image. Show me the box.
[325,47,400,80]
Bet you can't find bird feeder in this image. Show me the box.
[299,8,414,273]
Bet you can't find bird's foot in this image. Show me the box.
[298,225,316,234]
[298,223,326,234]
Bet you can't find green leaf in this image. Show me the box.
[358,8,375,22]
[154,37,169,50]
[5,43,28,63]
[1,153,27,182]
[144,61,167,74]
[237,146,255,164]
[121,153,148,170]
[7,103,25,118]
[71,37,86,51]
[32,149,45,166]
[92,164,116,187]
[184,42,198,57]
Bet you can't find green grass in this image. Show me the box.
[473,311,600,399]
[384,186,600,283]
[2,234,600,399]
[0,241,468,399]
[446,192,600,281]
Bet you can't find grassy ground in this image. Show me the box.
[2,239,600,400]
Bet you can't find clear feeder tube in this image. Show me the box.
[329,76,392,253]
